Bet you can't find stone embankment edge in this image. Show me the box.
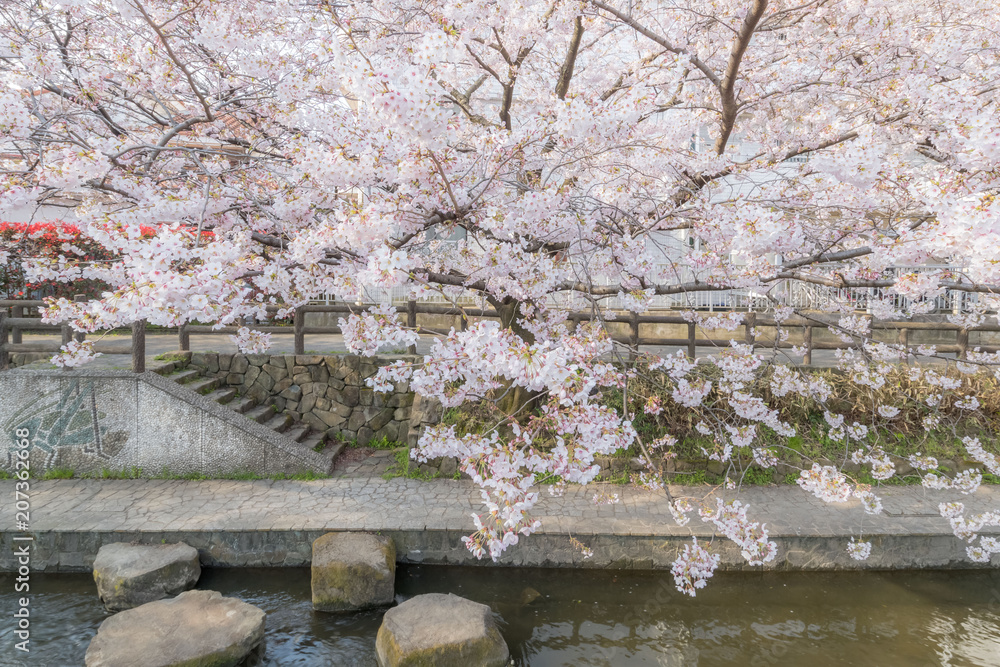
[0,529,986,574]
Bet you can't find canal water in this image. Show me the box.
[1,566,999,666]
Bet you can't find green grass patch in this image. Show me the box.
[367,435,400,450]
[271,470,328,481]
[98,466,144,479]
[153,352,190,363]
[601,468,631,485]
[740,467,775,486]
[41,467,75,480]
[382,447,439,481]
[328,432,403,451]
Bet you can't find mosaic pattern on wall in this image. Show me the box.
[2,379,129,471]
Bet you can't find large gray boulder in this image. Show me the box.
[85,589,266,667]
[312,532,395,611]
[375,593,509,667]
[92,542,201,611]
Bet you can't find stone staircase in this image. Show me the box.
[152,359,344,469]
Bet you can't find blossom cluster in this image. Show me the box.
[847,538,872,561]
[339,305,419,357]
[699,499,777,566]
[51,340,101,368]
[229,327,272,354]
[797,464,853,503]
[671,538,721,597]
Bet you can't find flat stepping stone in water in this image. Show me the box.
[375,593,509,667]
[92,542,201,611]
[85,589,266,667]
[312,531,395,611]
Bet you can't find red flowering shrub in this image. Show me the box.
[0,222,211,300]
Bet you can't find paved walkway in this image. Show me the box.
[2,478,997,572]
[4,477,996,535]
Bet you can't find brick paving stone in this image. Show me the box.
[4,478,1000,541]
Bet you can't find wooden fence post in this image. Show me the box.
[179,323,190,351]
[294,307,305,355]
[73,294,86,343]
[0,310,8,371]
[745,312,756,346]
[803,326,813,366]
[629,311,639,361]
[10,304,21,345]
[132,319,146,373]
[60,320,72,346]
[687,322,696,359]
[958,327,969,359]
[407,299,417,355]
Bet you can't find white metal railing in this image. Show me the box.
[320,265,980,314]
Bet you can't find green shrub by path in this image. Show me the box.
[740,467,775,486]
[604,468,630,485]
[382,447,440,481]
[439,363,1000,487]
[624,363,1000,445]
[326,432,402,451]
[153,352,190,363]
[367,435,400,450]
[41,467,75,480]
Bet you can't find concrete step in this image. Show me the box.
[204,387,237,405]
[319,440,345,473]
[187,377,220,394]
[244,404,276,424]
[169,369,202,384]
[231,396,257,414]
[264,413,292,433]
[152,361,177,376]
[285,425,311,443]
[301,431,326,452]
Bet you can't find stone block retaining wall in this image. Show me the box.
[8,352,50,368]
[1,527,985,573]
[185,353,441,447]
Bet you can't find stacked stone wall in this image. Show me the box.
[187,353,430,446]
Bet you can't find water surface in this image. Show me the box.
[1,566,999,666]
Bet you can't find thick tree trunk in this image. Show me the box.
[488,296,543,419]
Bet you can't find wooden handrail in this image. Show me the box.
[3,298,999,369]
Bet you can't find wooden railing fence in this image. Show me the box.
[0,298,143,371]
[179,302,1000,362]
[2,299,998,372]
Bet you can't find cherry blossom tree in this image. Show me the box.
[3,0,1000,591]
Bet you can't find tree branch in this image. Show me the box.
[713,0,768,155]
[589,0,721,88]
[555,16,584,100]
[134,1,215,121]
